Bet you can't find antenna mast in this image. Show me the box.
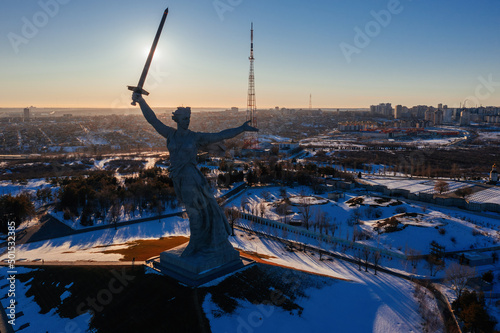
[244,22,258,149]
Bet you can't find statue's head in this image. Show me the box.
[172,107,191,130]
[172,107,191,121]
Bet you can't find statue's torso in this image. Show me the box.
[167,130,198,177]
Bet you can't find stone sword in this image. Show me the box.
[128,7,169,105]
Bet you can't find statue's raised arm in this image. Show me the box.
[197,120,258,146]
[132,92,174,138]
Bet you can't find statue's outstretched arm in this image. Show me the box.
[132,93,174,138]
[197,121,258,146]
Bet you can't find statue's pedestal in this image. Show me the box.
[150,243,248,287]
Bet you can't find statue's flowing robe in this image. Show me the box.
[141,109,238,257]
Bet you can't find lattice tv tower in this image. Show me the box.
[244,22,259,149]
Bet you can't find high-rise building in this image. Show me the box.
[443,109,453,123]
[425,108,434,123]
[434,109,443,125]
[460,109,470,126]
[23,107,30,122]
[370,103,392,116]
[394,105,403,119]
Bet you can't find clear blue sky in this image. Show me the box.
[1,0,499,109]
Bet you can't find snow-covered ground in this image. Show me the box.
[478,131,500,142]
[299,133,465,148]
[1,176,499,331]
[0,267,92,333]
[259,134,292,143]
[0,216,189,262]
[0,178,51,197]
[204,269,434,333]
[361,176,470,195]
[2,178,499,265]
[300,136,366,149]
[225,186,500,275]
[1,215,440,332]
[468,187,500,205]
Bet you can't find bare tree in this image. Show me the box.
[224,207,239,236]
[434,180,449,194]
[261,190,271,202]
[258,202,266,218]
[329,223,337,237]
[352,225,360,241]
[425,254,444,277]
[455,187,473,199]
[445,262,476,298]
[355,249,363,271]
[299,198,313,230]
[347,208,362,226]
[277,201,291,224]
[372,251,382,275]
[156,199,163,223]
[406,248,421,269]
[240,195,250,214]
[314,209,327,235]
[279,187,288,200]
[110,202,120,230]
[363,248,371,272]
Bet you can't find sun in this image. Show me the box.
[144,46,160,60]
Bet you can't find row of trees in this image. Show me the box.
[245,159,354,190]
[0,192,35,234]
[56,168,177,226]
[452,290,497,332]
[333,145,497,180]
[434,180,474,198]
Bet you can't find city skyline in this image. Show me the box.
[1,0,500,109]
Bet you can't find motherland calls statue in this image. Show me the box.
[133,93,258,262]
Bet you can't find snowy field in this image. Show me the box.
[1,216,441,333]
[0,217,189,262]
[468,187,500,205]
[225,186,500,268]
[3,180,499,267]
[0,267,93,333]
[478,131,500,142]
[299,133,465,148]
[361,176,470,195]
[0,178,51,197]
[1,176,499,331]
[203,268,434,333]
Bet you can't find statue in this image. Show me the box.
[132,93,258,259]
